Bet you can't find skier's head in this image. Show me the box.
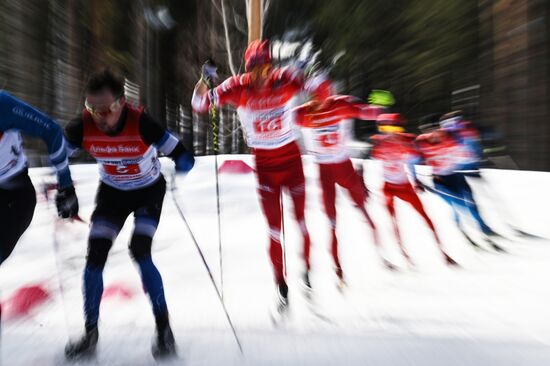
[439,110,464,132]
[377,113,405,133]
[84,69,126,133]
[245,39,271,73]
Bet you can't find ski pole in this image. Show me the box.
[421,184,475,205]
[280,192,287,278]
[414,171,476,205]
[209,87,225,302]
[168,173,243,354]
[52,216,73,339]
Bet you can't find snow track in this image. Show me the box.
[1,156,549,365]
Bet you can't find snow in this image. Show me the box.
[1,155,549,365]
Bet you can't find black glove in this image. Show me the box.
[201,59,218,87]
[55,186,79,219]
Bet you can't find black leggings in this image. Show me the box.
[86,177,166,268]
[0,172,37,264]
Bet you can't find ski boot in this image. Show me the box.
[152,314,176,360]
[152,325,176,360]
[335,267,347,292]
[65,325,98,360]
[276,280,289,314]
[302,271,312,292]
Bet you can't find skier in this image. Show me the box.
[415,119,503,251]
[192,39,316,311]
[293,78,394,284]
[63,69,194,360]
[370,113,457,266]
[0,90,78,266]
[438,111,483,176]
[440,111,535,238]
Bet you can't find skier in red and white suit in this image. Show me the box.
[370,114,457,266]
[293,79,399,279]
[192,40,318,305]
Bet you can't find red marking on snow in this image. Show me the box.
[218,160,255,174]
[1,284,50,319]
[102,284,134,301]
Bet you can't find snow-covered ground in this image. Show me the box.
[1,155,549,366]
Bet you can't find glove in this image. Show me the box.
[55,185,79,219]
[201,59,218,87]
[175,151,195,174]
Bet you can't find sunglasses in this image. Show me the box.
[85,97,122,118]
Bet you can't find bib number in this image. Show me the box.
[104,164,141,175]
[319,132,340,148]
[253,118,283,134]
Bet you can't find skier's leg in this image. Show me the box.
[65,212,124,359]
[319,164,341,277]
[257,169,289,310]
[402,186,456,263]
[256,170,285,284]
[84,217,124,330]
[0,174,36,265]
[83,183,131,329]
[129,177,175,358]
[460,176,495,235]
[433,178,482,249]
[287,159,311,272]
[403,185,441,242]
[339,159,368,211]
[383,183,410,265]
[129,177,169,323]
[333,161,381,257]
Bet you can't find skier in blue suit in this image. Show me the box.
[0,90,78,265]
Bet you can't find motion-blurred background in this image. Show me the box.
[0,0,548,170]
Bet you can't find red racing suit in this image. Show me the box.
[294,95,381,274]
[192,67,312,282]
[371,133,440,244]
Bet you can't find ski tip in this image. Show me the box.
[383,260,399,271]
[514,229,547,240]
[446,260,461,268]
[491,244,508,253]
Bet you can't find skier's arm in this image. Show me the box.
[0,91,73,189]
[139,113,194,173]
[292,104,309,127]
[64,117,84,157]
[191,79,212,113]
[340,96,383,121]
[302,97,380,128]
[192,75,244,114]
[357,104,383,120]
[410,141,429,190]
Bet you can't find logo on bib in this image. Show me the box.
[90,144,141,154]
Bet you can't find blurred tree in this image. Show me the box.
[265,0,479,128]
[1,0,547,168]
